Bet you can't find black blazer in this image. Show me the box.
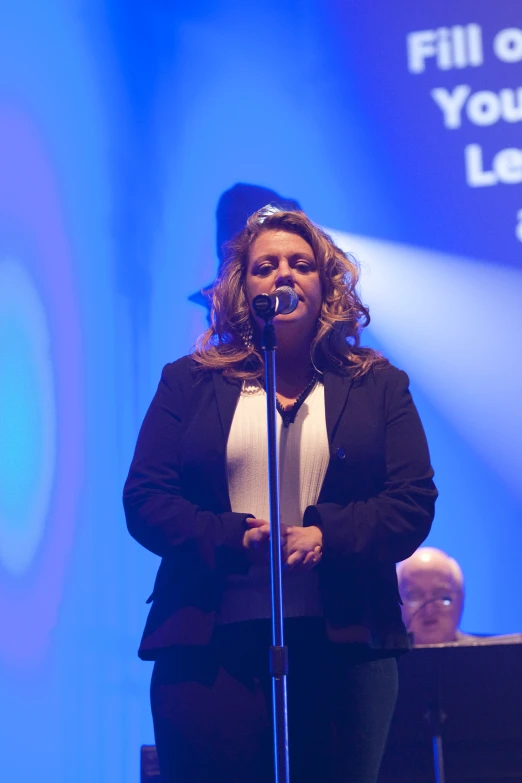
[123,356,437,659]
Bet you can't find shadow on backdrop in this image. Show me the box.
[188,183,301,309]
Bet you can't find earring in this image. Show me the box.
[238,320,253,349]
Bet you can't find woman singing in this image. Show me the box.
[123,206,437,783]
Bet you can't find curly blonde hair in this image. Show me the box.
[192,206,386,379]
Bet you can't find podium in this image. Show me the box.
[378,636,522,783]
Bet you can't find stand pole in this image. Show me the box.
[432,733,446,783]
[262,319,290,783]
[426,674,446,783]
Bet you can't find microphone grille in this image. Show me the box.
[276,286,299,314]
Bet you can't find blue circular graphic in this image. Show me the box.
[0,258,56,574]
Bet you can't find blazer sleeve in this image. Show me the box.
[303,369,437,564]
[123,361,252,573]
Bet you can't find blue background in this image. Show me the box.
[0,1,520,780]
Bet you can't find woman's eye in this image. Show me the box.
[257,265,273,276]
[296,262,311,272]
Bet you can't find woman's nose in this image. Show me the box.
[275,262,294,287]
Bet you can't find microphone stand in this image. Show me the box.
[406,596,452,783]
[261,315,290,783]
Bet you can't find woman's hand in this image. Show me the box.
[243,520,323,570]
[243,518,271,564]
[282,525,323,570]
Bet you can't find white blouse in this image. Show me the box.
[218,379,330,624]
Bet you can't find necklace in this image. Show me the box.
[276,372,319,428]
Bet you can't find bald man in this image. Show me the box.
[397,547,468,645]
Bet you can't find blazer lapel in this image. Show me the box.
[323,370,354,443]
[212,371,242,441]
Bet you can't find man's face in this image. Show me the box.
[400,567,463,644]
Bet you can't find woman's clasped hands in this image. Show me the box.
[242,518,323,570]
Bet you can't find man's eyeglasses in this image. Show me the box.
[404,595,455,632]
[403,595,454,611]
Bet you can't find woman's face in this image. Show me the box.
[245,229,323,333]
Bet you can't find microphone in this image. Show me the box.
[252,286,299,319]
